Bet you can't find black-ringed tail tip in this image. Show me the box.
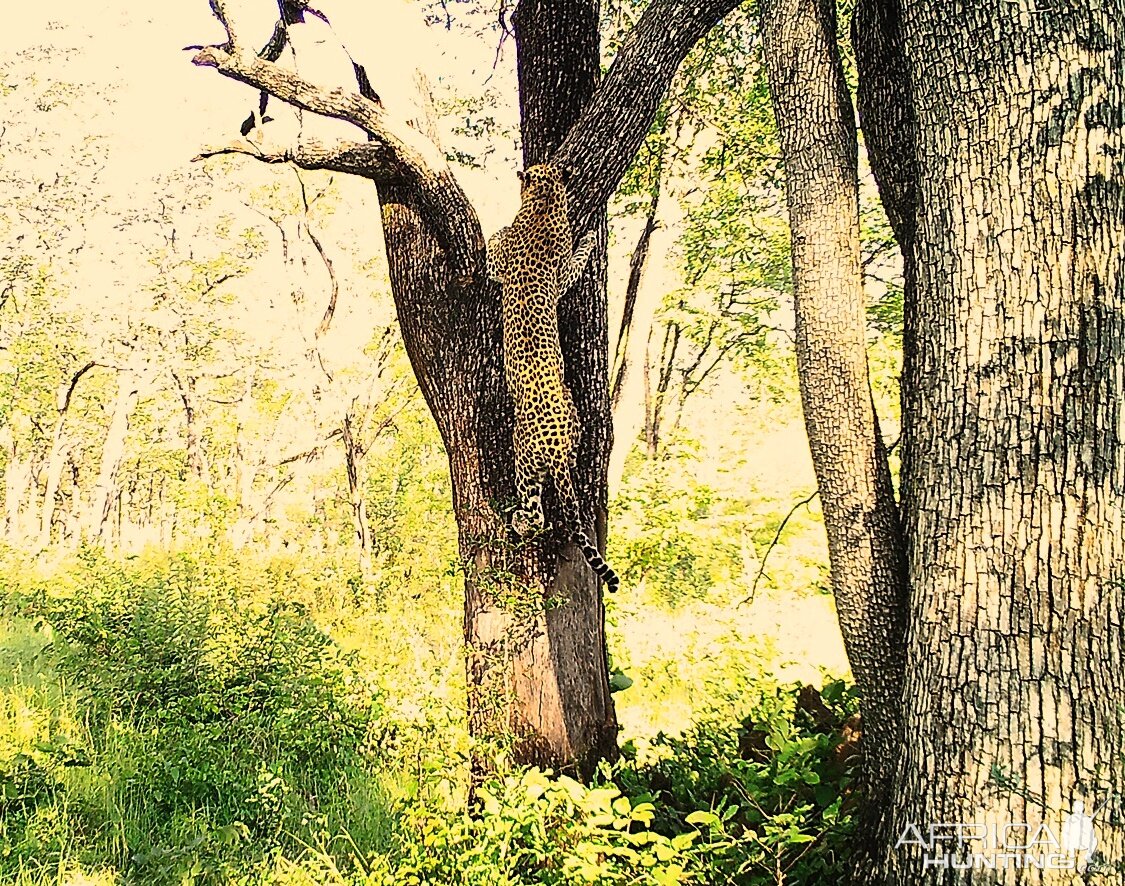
[575,531,620,593]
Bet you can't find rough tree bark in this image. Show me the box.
[192,0,744,773]
[759,0,908,860]
[855,1,1125,882]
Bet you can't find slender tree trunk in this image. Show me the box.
[37,430,69,551]
[84,370,140,544]
[609,185,665,491]
[174,371,211,486]
[643,320,679,458]
[3,444,32,542]
[612,188,660,412]
[37,361,97,550]
[230,373,260,546]
[341,409,372,579]
[759,0,908,861]
[860,2,1125,882]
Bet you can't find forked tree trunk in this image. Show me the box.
[192,0,744,774]
[759,0,908,861]
[858,1,1125,882]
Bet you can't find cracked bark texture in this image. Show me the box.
[760,0,908,859]
[193,0,745,776]
[860,1,1125,882]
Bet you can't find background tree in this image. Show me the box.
[759,0,908,864]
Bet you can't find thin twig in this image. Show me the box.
[740,489,819,606]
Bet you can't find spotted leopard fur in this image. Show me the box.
[486,163,619,594]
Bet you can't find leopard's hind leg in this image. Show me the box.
[511,435,546,538]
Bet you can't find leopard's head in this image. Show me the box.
[518,164,566,207]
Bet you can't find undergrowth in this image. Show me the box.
[0,549,857,885]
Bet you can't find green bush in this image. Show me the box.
[3,549,388,883]
[618,679,861,884]
[1,548,856,886]
[364,764,697,886]
[359,681,858,886]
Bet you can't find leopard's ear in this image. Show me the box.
[517,169,526,184]
[556,164,571,186]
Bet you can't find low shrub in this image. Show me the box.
[3,549,388,883]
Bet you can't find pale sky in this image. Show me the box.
[8,1,519,214]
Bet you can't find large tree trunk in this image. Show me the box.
[860,1,1125,882]
[192,0,743,775]
[759,0,908,860]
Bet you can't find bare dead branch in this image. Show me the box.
[276,428,344,467]
[191,42,482,279]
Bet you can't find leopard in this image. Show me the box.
[485,163,620,594]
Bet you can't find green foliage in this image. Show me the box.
[613,447,740,603]
[370,767,696,885]
[361,679,858,886]
[618,679,860,885]
[0,539,854,886]
[1,550,389,884]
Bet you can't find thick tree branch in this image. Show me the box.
[193,138,397,181]
[191,43,483,280]
[554,0,745,237]
[192,46,437,166]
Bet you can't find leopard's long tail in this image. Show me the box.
[556,469,620,594]
[573,529,620,594]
